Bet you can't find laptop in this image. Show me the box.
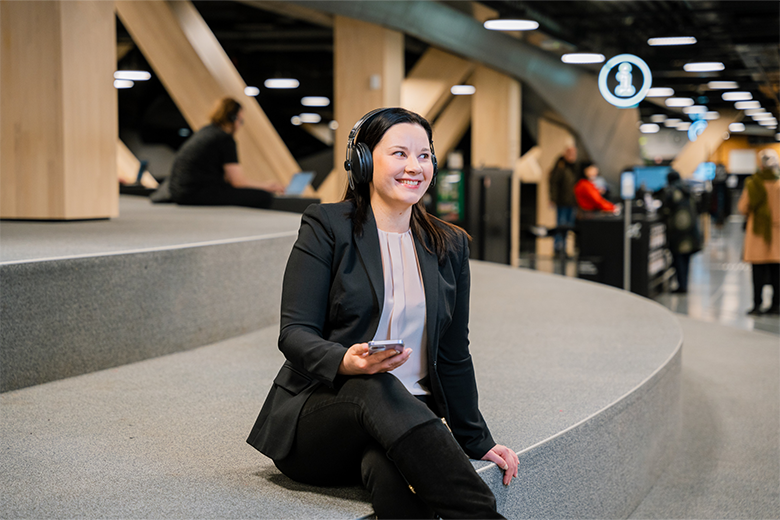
[279,171,315,197]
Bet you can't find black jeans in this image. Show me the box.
[174,185,273,209]
[273,373,440,518]
[672,253,692,292]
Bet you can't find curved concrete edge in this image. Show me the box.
[477,335,683,518]
[0,235,296,392]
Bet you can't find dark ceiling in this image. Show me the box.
[482,0,779,122]
[117,0,779,164]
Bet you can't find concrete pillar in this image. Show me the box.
[1,1,118,220]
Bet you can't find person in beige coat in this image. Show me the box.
[738,148,780,315]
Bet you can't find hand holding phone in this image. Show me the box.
[368,339,404,354]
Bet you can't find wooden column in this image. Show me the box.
[318,16,403,203]
[1,1,118,220]
[470,66,521,265]
[470,66,521,169]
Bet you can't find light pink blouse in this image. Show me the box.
[372,228,429,395]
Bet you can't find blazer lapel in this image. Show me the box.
[414,234,440,357]
[354,208,385,309]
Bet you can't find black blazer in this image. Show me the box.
[246,202,495,460]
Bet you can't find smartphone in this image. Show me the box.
[368,339,404,354]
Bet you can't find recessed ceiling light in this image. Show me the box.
[729,122,745,132]
[758,119,778,126]
[561,53,605,64]
[708,81,738,89]
[703,111,720,120]
[684,62,725,72]
[299,113,322,124]
[753,113,775,121]
[722,92,752,101]
[328,120,339,130]
[676,122,692,131]
[301,96,330,107]
[113,79,134,89]
[666,97,694,107]
[650,114,667,123]
[114,70,151,81]
[735,101,761,110]
[647,36,697,46]
[746,109,767,116]
[647,87,675,97]
[451,85,476,95]
[682,105,707,114]
[640,123,661,133]
[484,19,539,31]
[244,86,260,96]
[664,118,682,127]
[291,116,302,126]
[265,78,299,89]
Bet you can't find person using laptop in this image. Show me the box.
[168,97,285,209]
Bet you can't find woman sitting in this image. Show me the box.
[168,97,283,208]
[246,107,517,518]
[574,162,616,213]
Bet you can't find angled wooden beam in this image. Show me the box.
[431,95,471,161]
[237,0,333,28]
[672,110,742,177]
[117,140,158,189]
[401,48,475,121]
[115,1,299,185]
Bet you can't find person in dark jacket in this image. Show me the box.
[168,97,283,208]
[246,108,516,519]
[661,170,702,294]
[549,145,579,256]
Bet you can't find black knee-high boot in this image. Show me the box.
[387,419,505,519]
[361,442,437,519]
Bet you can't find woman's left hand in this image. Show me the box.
[481,444,519,486]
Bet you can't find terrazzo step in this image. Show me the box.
[0,197,684,518]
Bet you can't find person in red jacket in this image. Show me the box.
[575,162,617,213]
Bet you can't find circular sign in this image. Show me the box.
[688,120,708,141]
[598,54,653,108]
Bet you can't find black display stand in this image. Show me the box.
[576,212,670,298]
[466,169,512,264]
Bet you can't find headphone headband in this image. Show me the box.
[344,107,438,190]
[345,108,388,166]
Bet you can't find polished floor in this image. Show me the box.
[520,215,780,337]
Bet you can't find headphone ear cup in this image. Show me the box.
[352,142,373,185]
[431,153,438,186]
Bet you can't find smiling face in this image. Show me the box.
[369,122,433,219]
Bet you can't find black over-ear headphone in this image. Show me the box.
[344,107,438,190]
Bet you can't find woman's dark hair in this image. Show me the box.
[343,107,467,263]
[667,170,681,184]
[579,161,596,180]
[209,97,242,127]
